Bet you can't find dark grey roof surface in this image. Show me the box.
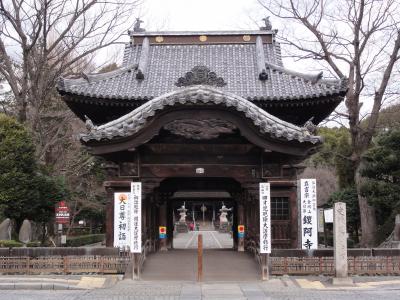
[58,40,346,102]
[81,86,322,145]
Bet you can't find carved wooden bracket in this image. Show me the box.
[163,119,236,140]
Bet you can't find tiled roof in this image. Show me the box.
[81,86,322,145]
[58,39,346,102]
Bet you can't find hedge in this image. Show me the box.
[66,234,105,247]
[0,240,44,247]
[0,240,23,247]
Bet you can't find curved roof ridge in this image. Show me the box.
[81,85,322,144]
[265,61,340,85]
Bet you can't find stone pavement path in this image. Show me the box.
[0,274,118,290]
[174,231,233,249]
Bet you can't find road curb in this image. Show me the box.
[0,283,87,290]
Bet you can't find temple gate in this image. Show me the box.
[58,24,346,276]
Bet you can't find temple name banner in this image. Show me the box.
[259,182,271,254]
[113,192,131,249]
[300,179,318,249]
[130,182,142,253]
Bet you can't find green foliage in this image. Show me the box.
[0,240,42,247]
[66,234,105,247]
[360,130,400,243]
[26,241,41,247]
[0,240,23,247]
[362,103,400,132]
[0,113,36,174]
[329,187,360,242]
[308,127,354,188]
[0,114,66,227]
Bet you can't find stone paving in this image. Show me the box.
[140,249,260,281]
[173,231,233,249]
[1,277,400,299]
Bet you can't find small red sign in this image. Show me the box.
[238,225,245,233]
[55,201,70,224]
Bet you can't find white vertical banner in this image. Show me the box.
[130,182,142,253]
[259,182,271,254]
[300,179,318,249]
[114,192,131,249]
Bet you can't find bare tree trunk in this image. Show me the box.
[356,163,377,247]
[357,195,377,247]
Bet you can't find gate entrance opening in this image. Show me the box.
[172,198,235,250]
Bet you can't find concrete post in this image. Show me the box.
[332,202,353,285]
[394,214,400,241]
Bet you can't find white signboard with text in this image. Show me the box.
[300,179,318,249]
[259,182,271,254]
[130,182,142,253]
[114,192,131,249]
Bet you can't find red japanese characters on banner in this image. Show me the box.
[55,201,70,224]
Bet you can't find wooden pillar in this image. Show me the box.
[105,187,114,247]
[238,202,245,252]
[159,201,168,251]
[289,185,298,248]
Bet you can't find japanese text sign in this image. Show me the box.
[113,192,131,249]
[55,201,70,224]
[130,182,142,253]
[259,182,271,253]
[300,179,318,250]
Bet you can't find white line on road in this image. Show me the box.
[184,232,197,249]
[210,231,223,248]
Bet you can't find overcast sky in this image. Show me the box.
[139,0,264,32]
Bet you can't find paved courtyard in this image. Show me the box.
[141,249,260,281]
[173,231,233,249]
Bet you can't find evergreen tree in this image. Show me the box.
[360,130,400,243]
[0,114,65,230]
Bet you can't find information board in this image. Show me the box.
[259,182,271,254]
[300,179,318,249]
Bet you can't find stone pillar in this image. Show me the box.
[238,203,245,252]
[159,201,168,251]
[394,214,400,241]
[332,202,353,285]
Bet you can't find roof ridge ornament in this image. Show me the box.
[302,117,317,135]
[133,18,145,32]
[175,66,227,87]
[260,17,272,31]
[85,115,97,132]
